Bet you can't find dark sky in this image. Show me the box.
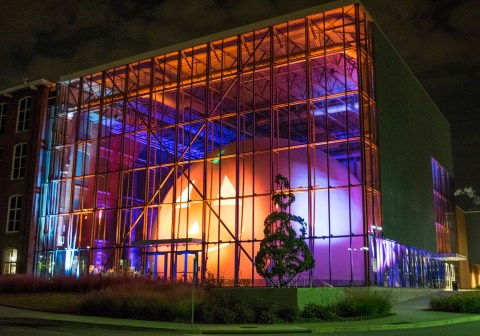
[1,0,479,209]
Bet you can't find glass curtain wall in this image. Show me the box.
[432,158,456,254]
[372,238,445,288]
[36,4,381,286]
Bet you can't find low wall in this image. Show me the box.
[211,287,344,308]
[343,287,445,302]
[211,286,445,308]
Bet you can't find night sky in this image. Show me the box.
[1,0,478,209]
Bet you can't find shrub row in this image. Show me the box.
[197,290,391,323]
[0,275,392,323]
[197,292,299,324]
[336,290,393,318]
[0,275,169,294]
[79,283,201,322]
[431,291,480,313]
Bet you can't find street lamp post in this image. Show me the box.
[371,225,383,286]
[191,254,198,326]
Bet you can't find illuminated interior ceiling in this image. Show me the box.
[64,11,360,162]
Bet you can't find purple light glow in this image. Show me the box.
[155,138,363,283]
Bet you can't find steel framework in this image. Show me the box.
[36,4,383,286]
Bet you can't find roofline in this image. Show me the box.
[0,78,53,97]
[456,206,480,214]
[371,18,451,127]
[60,0,371,82]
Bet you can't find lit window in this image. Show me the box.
[11,143,27,179]
[0,103,6,135]
[6,195,22,232]
[75,149,90,186]
[3,248,18,274]
[75,149,90,176]
[432,158,456,254]
[16,97,31,132]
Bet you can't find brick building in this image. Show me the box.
[2,1,480,289]
[0,79,54,274]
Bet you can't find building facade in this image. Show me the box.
[32,1,465,287]
[0,79,54,275]
[456,209,480,288]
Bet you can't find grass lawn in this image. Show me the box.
[0,292,84,313]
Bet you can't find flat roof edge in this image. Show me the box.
[0,78,52,96]
[60,0,369,82]
[432,253,467,261]
[456,206,480,214]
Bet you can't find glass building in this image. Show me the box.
[35,2,457,287]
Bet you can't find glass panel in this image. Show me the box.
[330,236,351,285]
[329,187,351,236]
[36,3,382,286]
[432,159,456,254]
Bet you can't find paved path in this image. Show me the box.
[299,295,480,333]
[1,293,479,334]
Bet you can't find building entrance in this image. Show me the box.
[145,250,199,282]
[444,263,456,290]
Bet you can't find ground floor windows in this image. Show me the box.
[371,238,447,288]
[35,236,450,288]
[3,248,18,274]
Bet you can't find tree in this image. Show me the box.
[255,174,315,287]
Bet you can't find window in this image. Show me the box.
[0,103,6,134]
[432,158,456,254]
[75,149,90,186]
[3,248,18,274]
[11,143,26,179]
[75,149,90,176]
[16,97,31,132]
[6,195,22,232]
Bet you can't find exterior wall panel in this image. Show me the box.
[374,25,454,253]
[466,212,480,265]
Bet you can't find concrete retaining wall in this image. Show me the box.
[343,287,445,302]
[211,286,445,309]
[211,287,344,308]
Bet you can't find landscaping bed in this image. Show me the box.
[431,291,480,313]
[0,275,392,324]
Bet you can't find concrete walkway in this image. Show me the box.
[299,295,480,333]
[1,294,480,334]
